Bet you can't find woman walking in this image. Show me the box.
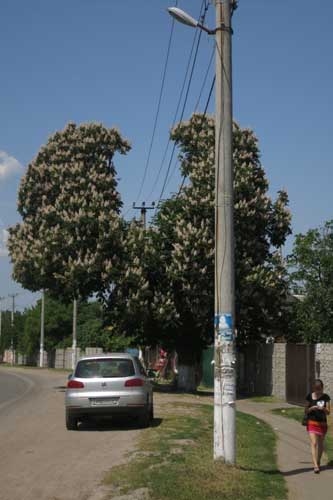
[305,379,331,473]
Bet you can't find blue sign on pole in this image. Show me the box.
[214,313,234,341]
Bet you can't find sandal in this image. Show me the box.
[314,467,320,474]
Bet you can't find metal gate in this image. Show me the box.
[286,344,315,406]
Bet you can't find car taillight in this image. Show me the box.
[124,378,144,387]
[67,380,85,389]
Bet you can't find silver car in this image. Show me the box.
[65,353,153,430]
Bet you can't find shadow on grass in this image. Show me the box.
[152,383,213,397]
[77,417,163,432]
[238,466,281,475]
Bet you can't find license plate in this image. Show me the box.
[90,397,119,407]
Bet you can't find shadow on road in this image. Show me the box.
[239,464,332,477]
[54,385,67,392]
[77,417,163,432]
[282,465,332,476]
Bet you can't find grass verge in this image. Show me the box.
[272,407,333,465]
[249,396,281,403]
[104,401,287,500]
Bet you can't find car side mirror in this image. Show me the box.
[67,373,73,380]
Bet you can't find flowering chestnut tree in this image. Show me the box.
[8,122,130,301]
[105,114,292,390]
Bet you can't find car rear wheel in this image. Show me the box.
[66,411,78,430]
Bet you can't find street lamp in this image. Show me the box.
[168,1,236,465]
[167,7,215,34]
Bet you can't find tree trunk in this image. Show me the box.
[177,363,197,392]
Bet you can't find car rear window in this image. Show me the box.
[75,359,135,378]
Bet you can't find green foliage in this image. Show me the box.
[18,307,41,357]
[0,310,23,353]
[288,220,333,342]
[8,122,130,301]
[17,296,73,355]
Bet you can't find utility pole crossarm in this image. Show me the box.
[133,202,156,229]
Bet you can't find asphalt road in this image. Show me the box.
[0,367,140,500]
[0,370,32,408]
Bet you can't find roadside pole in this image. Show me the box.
[39,291,45,368]
[0,296,4,350]
[213,0,236,464]
[72,298,78,370]
[9,293,18,366]
[167,0,237,463]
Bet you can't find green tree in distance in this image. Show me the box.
[0,310,23,356]
[288,220,333,342]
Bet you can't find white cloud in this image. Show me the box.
[0,228,9,257]
[0,151,22,181]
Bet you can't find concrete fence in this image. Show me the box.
[3,347,104,370]
[5,342,333,403]
[201,342,333,403]
[237,343,333,403]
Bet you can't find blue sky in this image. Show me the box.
[1,0,332,310]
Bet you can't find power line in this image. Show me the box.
[176,74,216,197]
[134,0,178,204]
[155,0,210,208]
[165,67,216,194]
[145,30,201,203]
[145,0,209,204]
[194,46,215,111]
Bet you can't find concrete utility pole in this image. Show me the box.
[132,202,155,229]
[9,293,18,365]
[213,0,236,464]
[71,298,78,370]
[168,0,237,464]
[39,291,45,368]
[0,296,5,345]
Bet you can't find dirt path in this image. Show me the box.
[238,399,333,500]
[0,367,141,500]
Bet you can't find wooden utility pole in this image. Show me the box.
[133,202,155,229]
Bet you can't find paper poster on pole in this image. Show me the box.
[215,313,234,342]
